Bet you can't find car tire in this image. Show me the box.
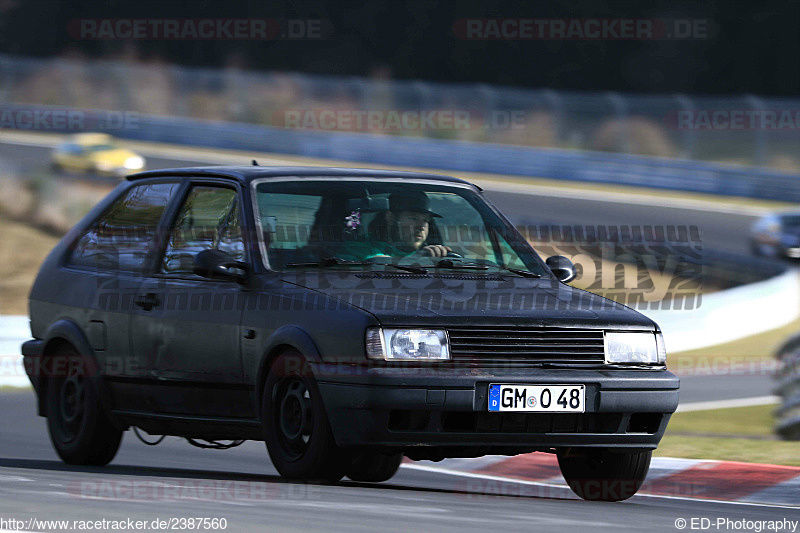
[46,346,123,466]
[557,448,651,502]
[346,452,403,482]
[262,350,349,483]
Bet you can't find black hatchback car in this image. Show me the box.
[22,166,679,501]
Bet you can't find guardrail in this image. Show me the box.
[1,103,800,202]
[775,333,800,440]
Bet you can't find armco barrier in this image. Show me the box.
[774,333,800,440]
[2,104,800,202]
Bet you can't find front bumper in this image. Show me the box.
[314,364,679,452]
[21,339,45,390]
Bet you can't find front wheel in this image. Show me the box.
[46,347,123,466]
[262,351,350,483]
[346,452,403,482]
[557,448,651,502]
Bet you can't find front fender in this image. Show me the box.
[254,325,323,418]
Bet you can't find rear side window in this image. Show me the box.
[68,182,179,273]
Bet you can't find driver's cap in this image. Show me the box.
[388,191,442,218]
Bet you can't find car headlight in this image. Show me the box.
[124,156,145,169]
[366,327,450,361]
[605,332,662,365]
[656,332,667,364]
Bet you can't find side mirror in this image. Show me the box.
[546,255,576,283]
[193,249,248,283]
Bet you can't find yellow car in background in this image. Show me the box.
[51,133,145,177]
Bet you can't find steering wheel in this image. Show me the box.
[445,251,463,259]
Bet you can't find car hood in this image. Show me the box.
[89,148,140,165]
[278,271,657,330]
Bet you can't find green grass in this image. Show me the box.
[0,385,31,392]
[655,436,800,466]
[655,404,800,466]
[675,313,800,359]
[666,405,776,437]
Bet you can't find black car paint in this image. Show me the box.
[23,166,679,456]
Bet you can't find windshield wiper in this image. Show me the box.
[285,257,429,274]
[285,257,372,268]
[434,259,489,270]
[386,264,429,274]
[501,267,541,278]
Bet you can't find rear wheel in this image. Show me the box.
[262,350,349,483]
[46,346,123,466]
[346,452,403,482]
[557,448,651,502]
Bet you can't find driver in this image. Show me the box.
[366,192,451,258]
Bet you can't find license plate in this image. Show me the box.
[488,384,585,413]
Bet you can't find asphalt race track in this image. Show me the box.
[0,139,795,530]
[1,391,797,532]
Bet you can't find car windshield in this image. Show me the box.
[252,179,548,276]
[85,143,117,152]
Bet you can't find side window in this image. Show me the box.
[69,182,178,273]
[161,186,244,275]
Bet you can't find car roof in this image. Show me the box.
[126,166,480,189]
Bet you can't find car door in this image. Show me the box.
[130,180,250,418]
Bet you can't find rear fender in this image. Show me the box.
[38,319,124,429]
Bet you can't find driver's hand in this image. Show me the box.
[419,245,452,257]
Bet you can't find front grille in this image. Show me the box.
[447,327,605,365]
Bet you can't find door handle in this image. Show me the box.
[134,292,160,311]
